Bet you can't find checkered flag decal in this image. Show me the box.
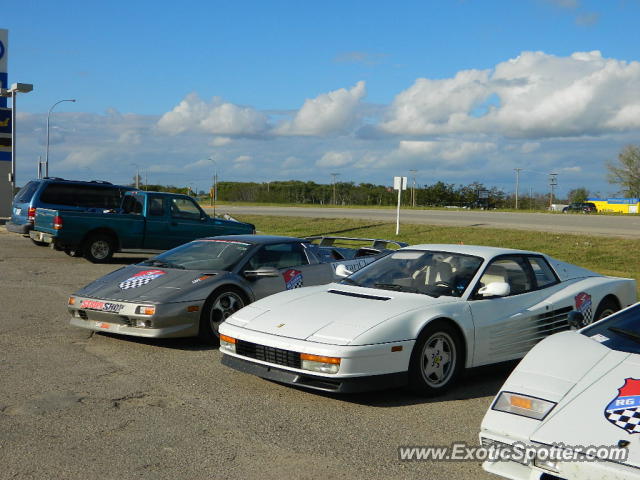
[288,275,303,289]
[605,408,640,434]
[120,277,154,290]
[283,269,303,290]
[575,292,593,324]
[118,270,166,290]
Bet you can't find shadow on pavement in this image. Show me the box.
[293,361,517,407]
[94,331,218,351]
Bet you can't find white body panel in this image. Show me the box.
[480,307,640,479]
[219,244,637,390]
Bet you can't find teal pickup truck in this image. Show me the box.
[30,190,255,262]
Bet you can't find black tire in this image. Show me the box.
[593,297,620,323]
[83,234,114,263]
[408,320,463,396]
[30,239,48,247]
[198,288,247,345]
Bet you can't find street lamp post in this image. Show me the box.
[45,98,76,178]
[131,163,140,189]
[0,83,34,193]
[207,158,218,217]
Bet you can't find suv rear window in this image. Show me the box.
[39,183,123,209]
[14,181,39,203]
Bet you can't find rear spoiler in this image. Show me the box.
[304,236,408,251]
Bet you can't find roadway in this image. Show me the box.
[213,205,640,238]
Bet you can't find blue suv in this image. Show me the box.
[6,178,136,242]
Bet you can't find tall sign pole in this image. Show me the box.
[394,176,407,235]
[0,29,10,217]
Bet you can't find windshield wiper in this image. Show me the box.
[340,277,361,287]
[608,327,640,344]
[373,282,424,295]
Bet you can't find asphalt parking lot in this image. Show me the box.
[0,228,508,480]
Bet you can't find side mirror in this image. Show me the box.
[243,266,280,279]
[335,264,353,278]
[567,311,585,329]
[477,282,510,298]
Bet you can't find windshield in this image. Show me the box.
[582,303,640,354]
[139,239,251,271]
[342,250,483,297]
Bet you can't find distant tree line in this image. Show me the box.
[213,180,510,208]
[135,180,596,210]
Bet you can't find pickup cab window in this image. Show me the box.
[122,195,143,214]
[171,198,202,220]
[147,197,165,217]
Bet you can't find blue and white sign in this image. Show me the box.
[0,29,8,164]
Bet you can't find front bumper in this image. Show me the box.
[480,432,640,480]
[68,298,202,339]
[6,221,32,235]
[222,353,408,393]
[218,322,413,393]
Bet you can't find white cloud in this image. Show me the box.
[316,151,354,168]
[281,156,305,169]
[118,130,142,145]
[275,81,366,136]
[57,148,112,169]
[396,140,496,162]
[157,93,269,136]
[209,136,232,146]
[381,51,640,139]
[521,142,541,154]
[398,141,439,156]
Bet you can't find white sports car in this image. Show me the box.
[218,244,636,395]
[480,302,640,480]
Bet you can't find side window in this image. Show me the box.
[73,185,121,209]
[39,184,76,206]
[147,197,165,217]
[478,257,533,296]
[528,256,558,289]
[170,198,202,220]
[122,195,143,214]
[247,243,308,270]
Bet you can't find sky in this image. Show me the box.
[3,0,640,198]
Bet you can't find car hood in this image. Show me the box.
[226,283,458,345]
[532,352,640,467]
[73,265,227,303]
[504,332,640,468]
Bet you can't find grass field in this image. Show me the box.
[237,214,640,294]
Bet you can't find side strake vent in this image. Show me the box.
[327,289,391,301]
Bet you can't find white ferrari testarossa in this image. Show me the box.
[218,244,636,396]
[480,301,640,480]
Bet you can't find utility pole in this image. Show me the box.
[549,173,558,208]
[409,169,417,207]
[330,173,340,205]
[514,168,522,209]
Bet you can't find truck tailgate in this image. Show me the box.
[33,208,60,235]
